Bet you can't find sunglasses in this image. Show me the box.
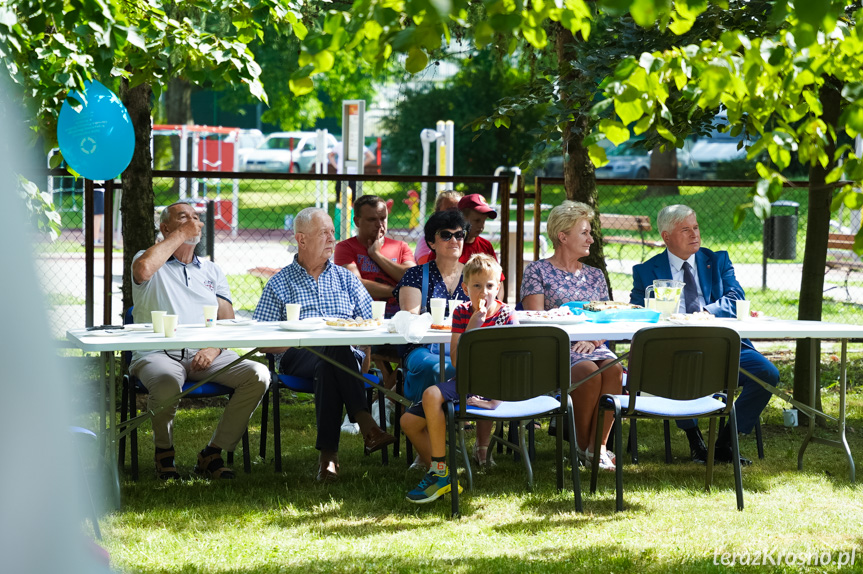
[437,230,466,241]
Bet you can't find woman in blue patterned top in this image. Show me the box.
[393,210,469,405]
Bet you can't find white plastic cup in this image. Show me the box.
[203,305,218,327]
[783,408,798,427]
[429,298,446,325]
[371,301,386,320]
[448,299,461,315]
[162,314,178,338]
[151,310,167,334]
[735,299,750,320]
[285,303,301,322]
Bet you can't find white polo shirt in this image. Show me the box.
[131,251,231,358]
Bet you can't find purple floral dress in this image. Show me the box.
[521,259,617,366]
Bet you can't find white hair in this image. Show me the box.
[294,207,328,233]
[657,204,696,235]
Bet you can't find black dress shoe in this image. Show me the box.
[363,425,395,455]
[714,445,752,466]
[690,443,709,464]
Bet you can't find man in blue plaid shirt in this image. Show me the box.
[254,207,395,483]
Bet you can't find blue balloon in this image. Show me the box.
[57,80,135,181]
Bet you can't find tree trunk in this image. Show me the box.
[556,25,612,296]
[644,144,679,197]
[120,81,155,315]
[793,82,840,423]
[165,78,193,194]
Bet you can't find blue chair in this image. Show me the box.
[445,325,581,517]
[590,325,744,511]
[70,426,104,540]
[118,308,251,480]
[260,353,392,472]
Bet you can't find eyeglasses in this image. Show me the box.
[437,230,466,241]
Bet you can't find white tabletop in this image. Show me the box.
[66,317,863,354]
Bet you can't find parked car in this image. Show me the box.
[225,129,264,169]
[241,131,338,173]
[594,140,651,179]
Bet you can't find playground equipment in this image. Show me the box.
[403,190,421,229]
[490,166,521,211]
[151,124,241,237]
[419,120,454,227]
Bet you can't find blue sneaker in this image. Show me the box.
[406,468,462,504]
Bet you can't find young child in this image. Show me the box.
[401,253,517,504]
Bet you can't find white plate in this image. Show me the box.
[278,319,326,331]
[88,329,128,337]
[124,323,153,332]
[667,318,716,325]
[327,323,382,331]
[216,318,255,326]
[516,311,587,325]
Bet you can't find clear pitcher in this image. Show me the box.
[645,279,685,319]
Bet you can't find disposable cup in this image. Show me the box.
[783,409,798,427]
[448,299,461,315]
[163,314,178,338]
[371,301,386,320]
[429,297,446,309]
[735,299,750,320]
[151,310,167,334]
[430,306,445,325]
[203,305,218,327]
[285,303,301,322]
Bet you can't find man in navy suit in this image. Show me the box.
[630,205,778,465]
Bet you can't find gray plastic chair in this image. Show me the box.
[446,325,581,517]
[590,325,744,511]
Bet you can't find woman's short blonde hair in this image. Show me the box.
[463,253,502,283]
[546,200,595,248]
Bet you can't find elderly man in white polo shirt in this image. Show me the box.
[130,202,269,480]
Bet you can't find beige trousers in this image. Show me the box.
[129,350,269,451]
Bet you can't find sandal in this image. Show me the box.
[154,448,180,480]
[585,448,616,471]
[472,444,495,468]
[194,450,235,479]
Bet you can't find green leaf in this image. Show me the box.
[289,76,314,96]
[588,144,608,168]
[405,48,428,74]
[599,119,630,146]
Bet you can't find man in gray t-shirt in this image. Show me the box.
[130,202,269,480]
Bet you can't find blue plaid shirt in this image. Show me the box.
[254,259,373,322]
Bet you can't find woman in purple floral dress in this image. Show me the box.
[521,201,623,471]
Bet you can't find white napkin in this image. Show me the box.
[391,311,433,343]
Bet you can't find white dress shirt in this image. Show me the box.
[667,251,705,313]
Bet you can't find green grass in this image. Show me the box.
[89,352,863,574]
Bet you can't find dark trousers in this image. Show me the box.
[280,346,367,452]
[676,343,779,435]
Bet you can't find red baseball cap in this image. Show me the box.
[458,194,497,219]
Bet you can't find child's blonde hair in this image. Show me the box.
[463,253,502,283]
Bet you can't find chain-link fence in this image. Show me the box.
[37,170,863,339]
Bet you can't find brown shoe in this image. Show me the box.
[363,425,396,456]
[316,455,339,483]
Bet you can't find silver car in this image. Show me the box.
[241,131,337,173]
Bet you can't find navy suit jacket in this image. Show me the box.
[630,248,745,319]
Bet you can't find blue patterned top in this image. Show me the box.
[392,261,468,315]
[254,259,373,322]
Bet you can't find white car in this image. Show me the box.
[241,131,337,173]
[225,129,264,169]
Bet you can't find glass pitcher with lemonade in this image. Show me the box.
[644,280,685,319]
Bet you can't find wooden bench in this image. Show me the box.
[825,233,863,300]
[600,214,664,262]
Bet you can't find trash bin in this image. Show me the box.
[763,200,798,260]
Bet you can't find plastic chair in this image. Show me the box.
[445,325,581,517]
[70,426,104,540]
[260,354,393,472]
[118,308,251,480]
[590,325,744,511]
